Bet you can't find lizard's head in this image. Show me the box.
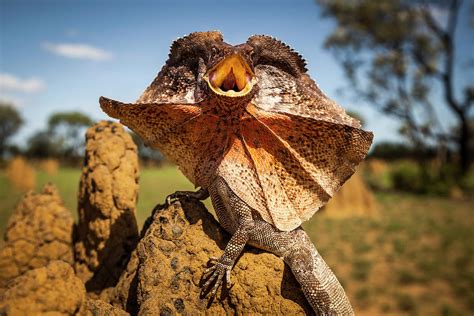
[164,31,257,102]
[128,31,307,107]
[139,31,305,103]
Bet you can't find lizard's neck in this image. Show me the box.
[202,95,252,130]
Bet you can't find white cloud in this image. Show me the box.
[0,73,46,93]
[42,42,113,61]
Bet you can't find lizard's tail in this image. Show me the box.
[283,229,354,315]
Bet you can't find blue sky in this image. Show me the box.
[1,0,472,146]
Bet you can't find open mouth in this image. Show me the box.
[205,54,254,97]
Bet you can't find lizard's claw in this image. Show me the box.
[201,256,233,298]
[166,191,189,205]
[153,190,199,212]
[156,188,209,210]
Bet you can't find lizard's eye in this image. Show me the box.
[203,54,256,97]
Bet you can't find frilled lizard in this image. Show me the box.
[100,31,373,315]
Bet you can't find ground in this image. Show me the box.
[1,166,473,315]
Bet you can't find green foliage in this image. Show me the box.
[369,141,431,160]
[48,112,93,130]
[26,111,94,160]
[390,161,423,192]
[319,0,474,172]
[26,131,60,158]
[365,159,469,196]
[460,169,474,192]
[0,103,23,156]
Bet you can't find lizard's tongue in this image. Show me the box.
[221,69,236,91]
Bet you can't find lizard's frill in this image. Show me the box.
[216,105,373,231]
[99,97,225,187]
[99,96,123,119]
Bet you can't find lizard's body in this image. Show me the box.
[100,31,372,314]
[208,177,353,314]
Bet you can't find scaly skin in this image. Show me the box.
[169,177,354,315]
[101,31,372,314]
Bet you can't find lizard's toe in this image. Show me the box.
[201,258,232,298]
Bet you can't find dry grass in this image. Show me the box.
[304,193,474,315]
[6,157,36,191]
[39,159,59,176]
[1,166,472,315]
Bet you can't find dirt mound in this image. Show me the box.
[0,183,74,290]
[39,158,59,175]
[84,299,130,316]
[109,199,311,315]
[74,121,140,293]
[0,260,128,316]
[5,156,36,191]
[323,169,379,218]
[0,260,86,315]
[367,159,389,175]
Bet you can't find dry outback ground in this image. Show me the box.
[0,123,473,315]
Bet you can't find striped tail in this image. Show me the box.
[283,229,354,315]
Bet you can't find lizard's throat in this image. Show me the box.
[204,54,256,97]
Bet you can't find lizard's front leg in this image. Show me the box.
[201,218,254,298]
[156,187,209,211]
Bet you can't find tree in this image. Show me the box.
[0,103,23,157]
[370,141,436,160]
[318,0,473,172]
[26,131,60,159]
[47,111,93,159]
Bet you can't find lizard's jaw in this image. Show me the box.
[204,54,255,97]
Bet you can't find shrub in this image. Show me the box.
[390,161,422,193]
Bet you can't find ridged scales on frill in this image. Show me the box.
[99,97,229,186]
